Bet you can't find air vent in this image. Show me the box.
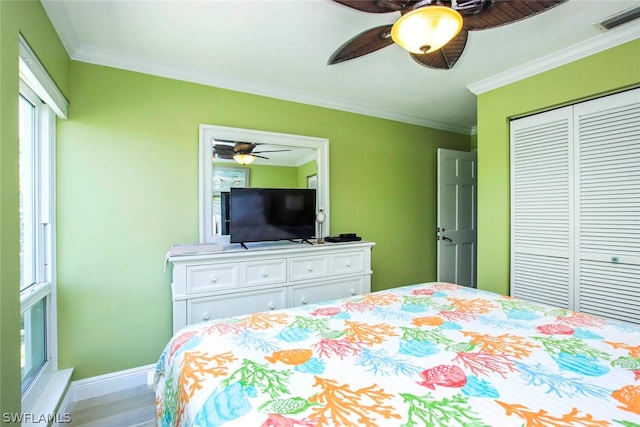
[596,5,640,30]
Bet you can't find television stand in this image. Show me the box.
[240,242,249,250]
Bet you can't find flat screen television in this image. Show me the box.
[229,187,316,244]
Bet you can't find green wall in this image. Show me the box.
[298,160,317,189]
[476,39,640,296]
[218,160,317,190]
[57,61,470,379]
[0,0,70,418]
[247,164,298,188]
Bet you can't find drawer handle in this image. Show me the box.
[345,260,352,267]
[350,289,357,296]
[262,270,269,278]
[306,265,313,272]
[210,275,217,283]
[202,312,211,321]
[268,302,276,310]
[301,297,308,305]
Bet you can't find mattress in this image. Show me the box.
[154,282,640,426]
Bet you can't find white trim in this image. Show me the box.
[69,43,473,134]
[40,0,80,56]
[43,104,59,371]
[18,35,69,119]
[22,368,73,427]
[71,364,156,402]
[19,282,51,312]
[40,0,473,133]
[19,94,60,415]
[467,20,640,95]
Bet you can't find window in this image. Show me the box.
[18,33,69,414]
[19,81,57,408]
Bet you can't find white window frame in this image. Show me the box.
[18,33,68,414]
[19,80,58,412]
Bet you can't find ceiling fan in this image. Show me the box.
[212,139,291,165]
[328,0,568,70]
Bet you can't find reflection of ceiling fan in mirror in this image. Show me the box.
[328,0,568,70]
[212,139,292,165]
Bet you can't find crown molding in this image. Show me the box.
[69,44,474,135]
[42,0,474,134]
[41,0,80,55]
[467,20,640,95]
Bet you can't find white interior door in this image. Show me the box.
[437,148,477,287]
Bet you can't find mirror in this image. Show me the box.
[199,125,329,244]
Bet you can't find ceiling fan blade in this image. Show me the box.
[410,28,468,70]
[461,0,568,31]
[328,24,395,65]
[332,0,406,13]
[212,139,234,146]
[252,149,292,154]
[253,154,270,160]
[213,144,235,155]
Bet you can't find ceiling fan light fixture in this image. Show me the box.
[391,6,463,54]
[233,153,256,165]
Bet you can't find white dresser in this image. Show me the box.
[168,241,375,332]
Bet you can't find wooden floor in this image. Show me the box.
[68,385,156,427]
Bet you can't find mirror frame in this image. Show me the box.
[199,124,330,244]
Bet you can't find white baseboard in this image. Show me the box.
[71,363,156,402]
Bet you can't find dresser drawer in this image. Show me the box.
[187,288,287,324]
[289,277,365,307]
[290,255,329,282]
[332,251,365,275]
[186,263,238,294]
[244,258,286,287]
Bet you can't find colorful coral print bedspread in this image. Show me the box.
[154,283,640,426]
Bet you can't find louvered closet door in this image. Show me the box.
[510,107,573,308]
[574,88,640,324]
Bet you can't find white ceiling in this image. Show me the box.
[42,0,640,135]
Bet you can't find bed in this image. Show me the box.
[154,282,640,426]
